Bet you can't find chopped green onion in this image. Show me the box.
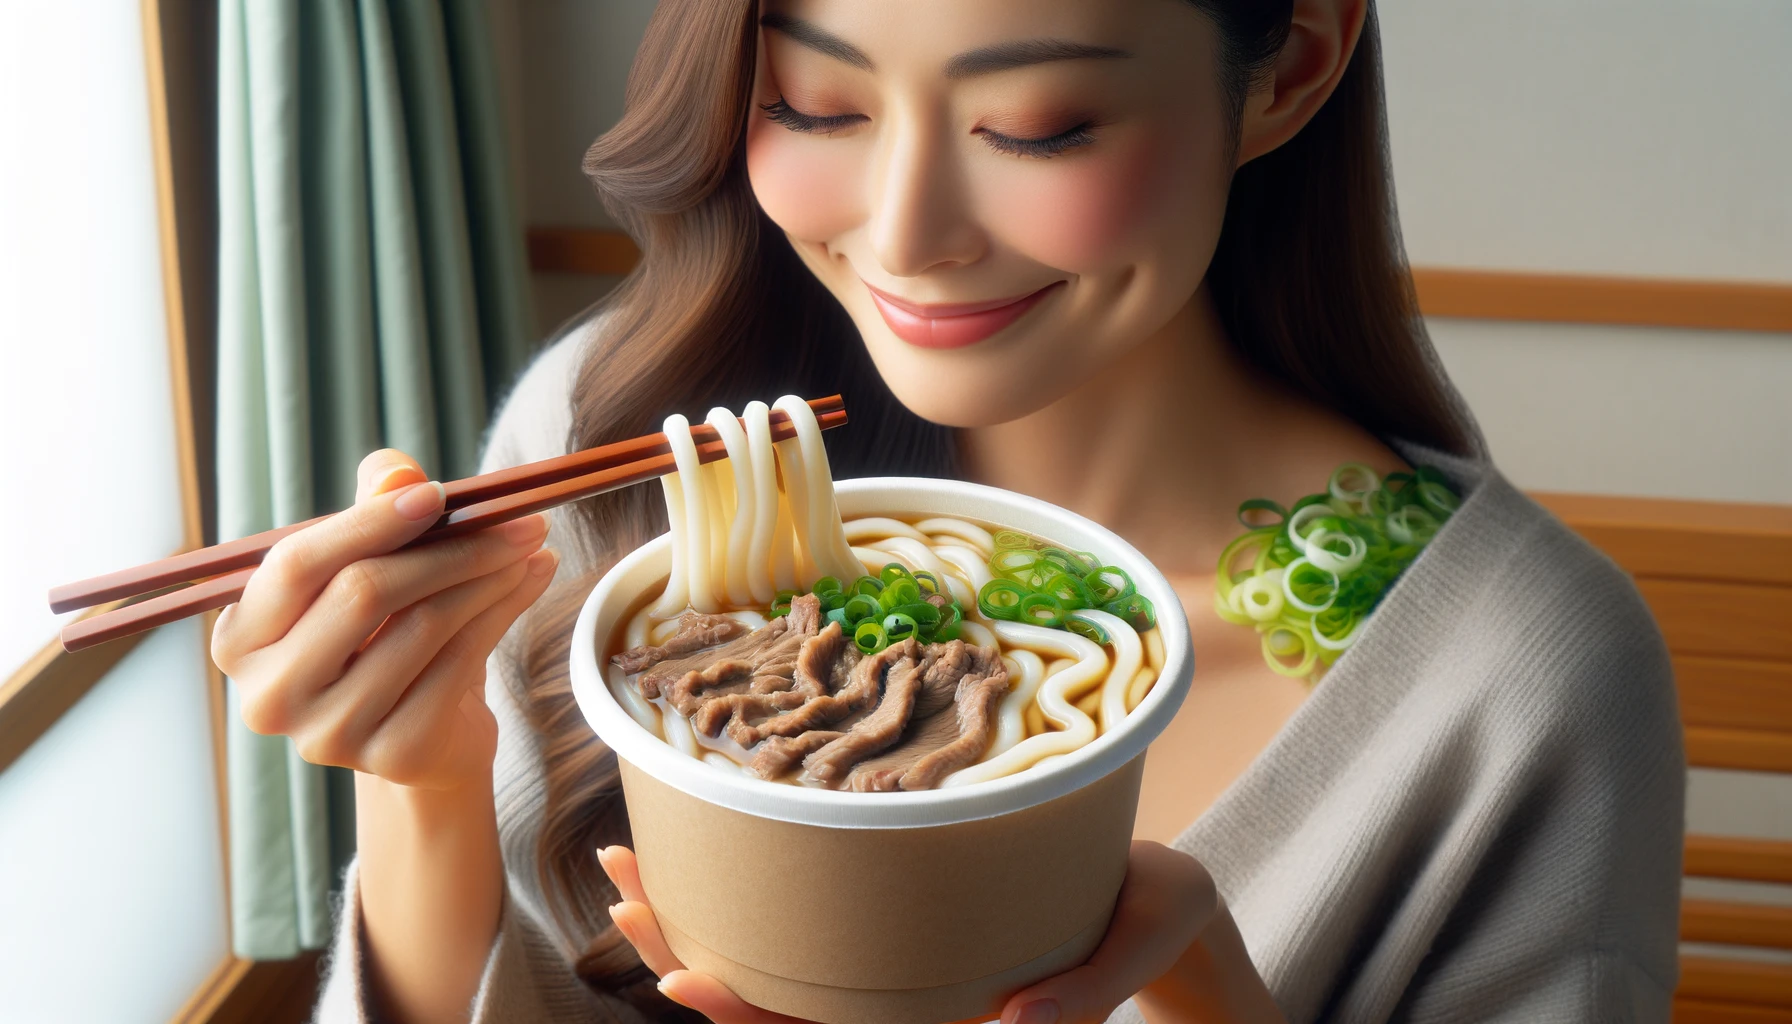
[1102,593,1156,631]
[1018,592,1065,628]
[1084,566,1134,605]
[993,530,1035,551]
[1066,616,1111,645]
[990,548,1040,577]
[810,576,843,597]
[854,620,888,655]
[978,579,1028,621]
[912,570,940,595]
[843,594,881,625]
[851,576,885,598]
[880,578,921,611]
[1237,498,1287,529]
[1042,572,1095,610]
[825,607,849,628]
[883,612,919,642]
[880,563,912,586]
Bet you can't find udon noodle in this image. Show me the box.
[605,396,1165,790]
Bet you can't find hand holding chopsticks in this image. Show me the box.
[50,395,847,652]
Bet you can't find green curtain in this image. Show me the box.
[216,0,533,959]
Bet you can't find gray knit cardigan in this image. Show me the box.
[314,333,1683,1024]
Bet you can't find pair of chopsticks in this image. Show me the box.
[51,396,848,653]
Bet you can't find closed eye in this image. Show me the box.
[975,122,1098,159]
[760,96,868,135]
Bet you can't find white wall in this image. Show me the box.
[1379,1,1792,505]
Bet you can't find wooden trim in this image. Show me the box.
[1677,956,1792,1008]
[1683,899,1792,950]
[1532,493,1792,587]
[521,226,1792,334]
[1676,658,1792,735]
[1685,836,1792,885]
[1672,998,1792,1023]
[1636,579,1792,663]
[1686,727,1792,774]
[526,225,639,277]
[1411,267,1792,334]
[0,613,151,775]
[170,956,252,1024]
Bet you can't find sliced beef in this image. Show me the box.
[634,593,822,699]
[842,644,1008,792]
[748,730,843,780]
[804,650,928,783]
[731,633,892,746]
[611,612,749,676]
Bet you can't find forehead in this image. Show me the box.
[758,0,1202,76]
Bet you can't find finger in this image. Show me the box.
[657,970,816,1024]
[356,548,558,781]
[246,514,549,698]
[356,449,427,503]
[999,842,1215,1024]
[288,551,542,755]
[608,901,686,978]
[220,480,448,660]
[597,846,649,904]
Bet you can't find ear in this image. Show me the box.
[1235,0,1367,166]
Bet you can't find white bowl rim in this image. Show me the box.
[569,476,1194,829]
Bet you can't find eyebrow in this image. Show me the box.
[758,14,1132,80]
[760,12,874,71]
[943,39,1133,79]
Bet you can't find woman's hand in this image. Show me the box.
[599,839,1266,1024]
[211,448,558,791]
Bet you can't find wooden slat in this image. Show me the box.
[1686,727,1792,774]
[1637,579,1792,663]
[1678,957,1792,1008]
[1683,899,1792,950]
[0,622,150,775]
[1673,997,1792,1024]
[1536,493,1792,587]
[1686,836,1792,885]
[194,953,321,1024]
[1411,267,1792,334]
[526,225,639,276]
[1677,658,1792,735]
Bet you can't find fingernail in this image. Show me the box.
[1011,999,1059,1024]
[528,549,559,578]
[499,514,549,544]
[657,972,693,1008]
[394,481,445,520]
[372,463,416,496]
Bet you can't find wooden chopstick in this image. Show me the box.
[55,401,848,653]
[49,395,844,614]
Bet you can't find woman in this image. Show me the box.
[212,0,1683,1021]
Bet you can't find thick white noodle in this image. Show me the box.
[741,402,782,602]
[933,545,993,598]
[1125,666,1157,712]
[702,752,746,774]
[851,546,894,575]
[773,395,861,583]
[942,622,1106,787]
[652,473,690,616]
[625,605,653,650]
[1072,609,1142,733]
[661,706,699,758]
[1145,627,1165,673]
[724,610,768,630]
[608,665,661,734]
[913,517,995,557]
[706,407,758,607]
[957,620,998,649]
[702,460,730,597]
[648,617,684,645]
[866,537,973,605]
[658,415,720,613]
[988,649,1046,759]
[843,517,929,543]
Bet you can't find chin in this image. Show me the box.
[850,316,1088,430]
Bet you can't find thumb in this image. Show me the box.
[355,448,428,503]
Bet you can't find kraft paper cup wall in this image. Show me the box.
[570,477,1195,1024]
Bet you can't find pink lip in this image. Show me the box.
[864,280,1065,349]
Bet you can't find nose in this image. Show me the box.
[867,113,986,277]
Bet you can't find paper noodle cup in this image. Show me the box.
[570,478,1194,1024]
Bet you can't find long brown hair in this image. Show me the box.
[516,0,1469,1014]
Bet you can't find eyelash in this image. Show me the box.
[761,95,1097,158]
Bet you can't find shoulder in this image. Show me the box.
[478,313,609,474]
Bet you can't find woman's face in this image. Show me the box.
[746,0,1235,427]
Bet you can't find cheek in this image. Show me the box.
[746,122,865,243]
[975,131,1202,273]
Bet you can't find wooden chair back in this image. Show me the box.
[1539,493,1792,1023]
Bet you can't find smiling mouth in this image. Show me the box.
[863,280,1066,350]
